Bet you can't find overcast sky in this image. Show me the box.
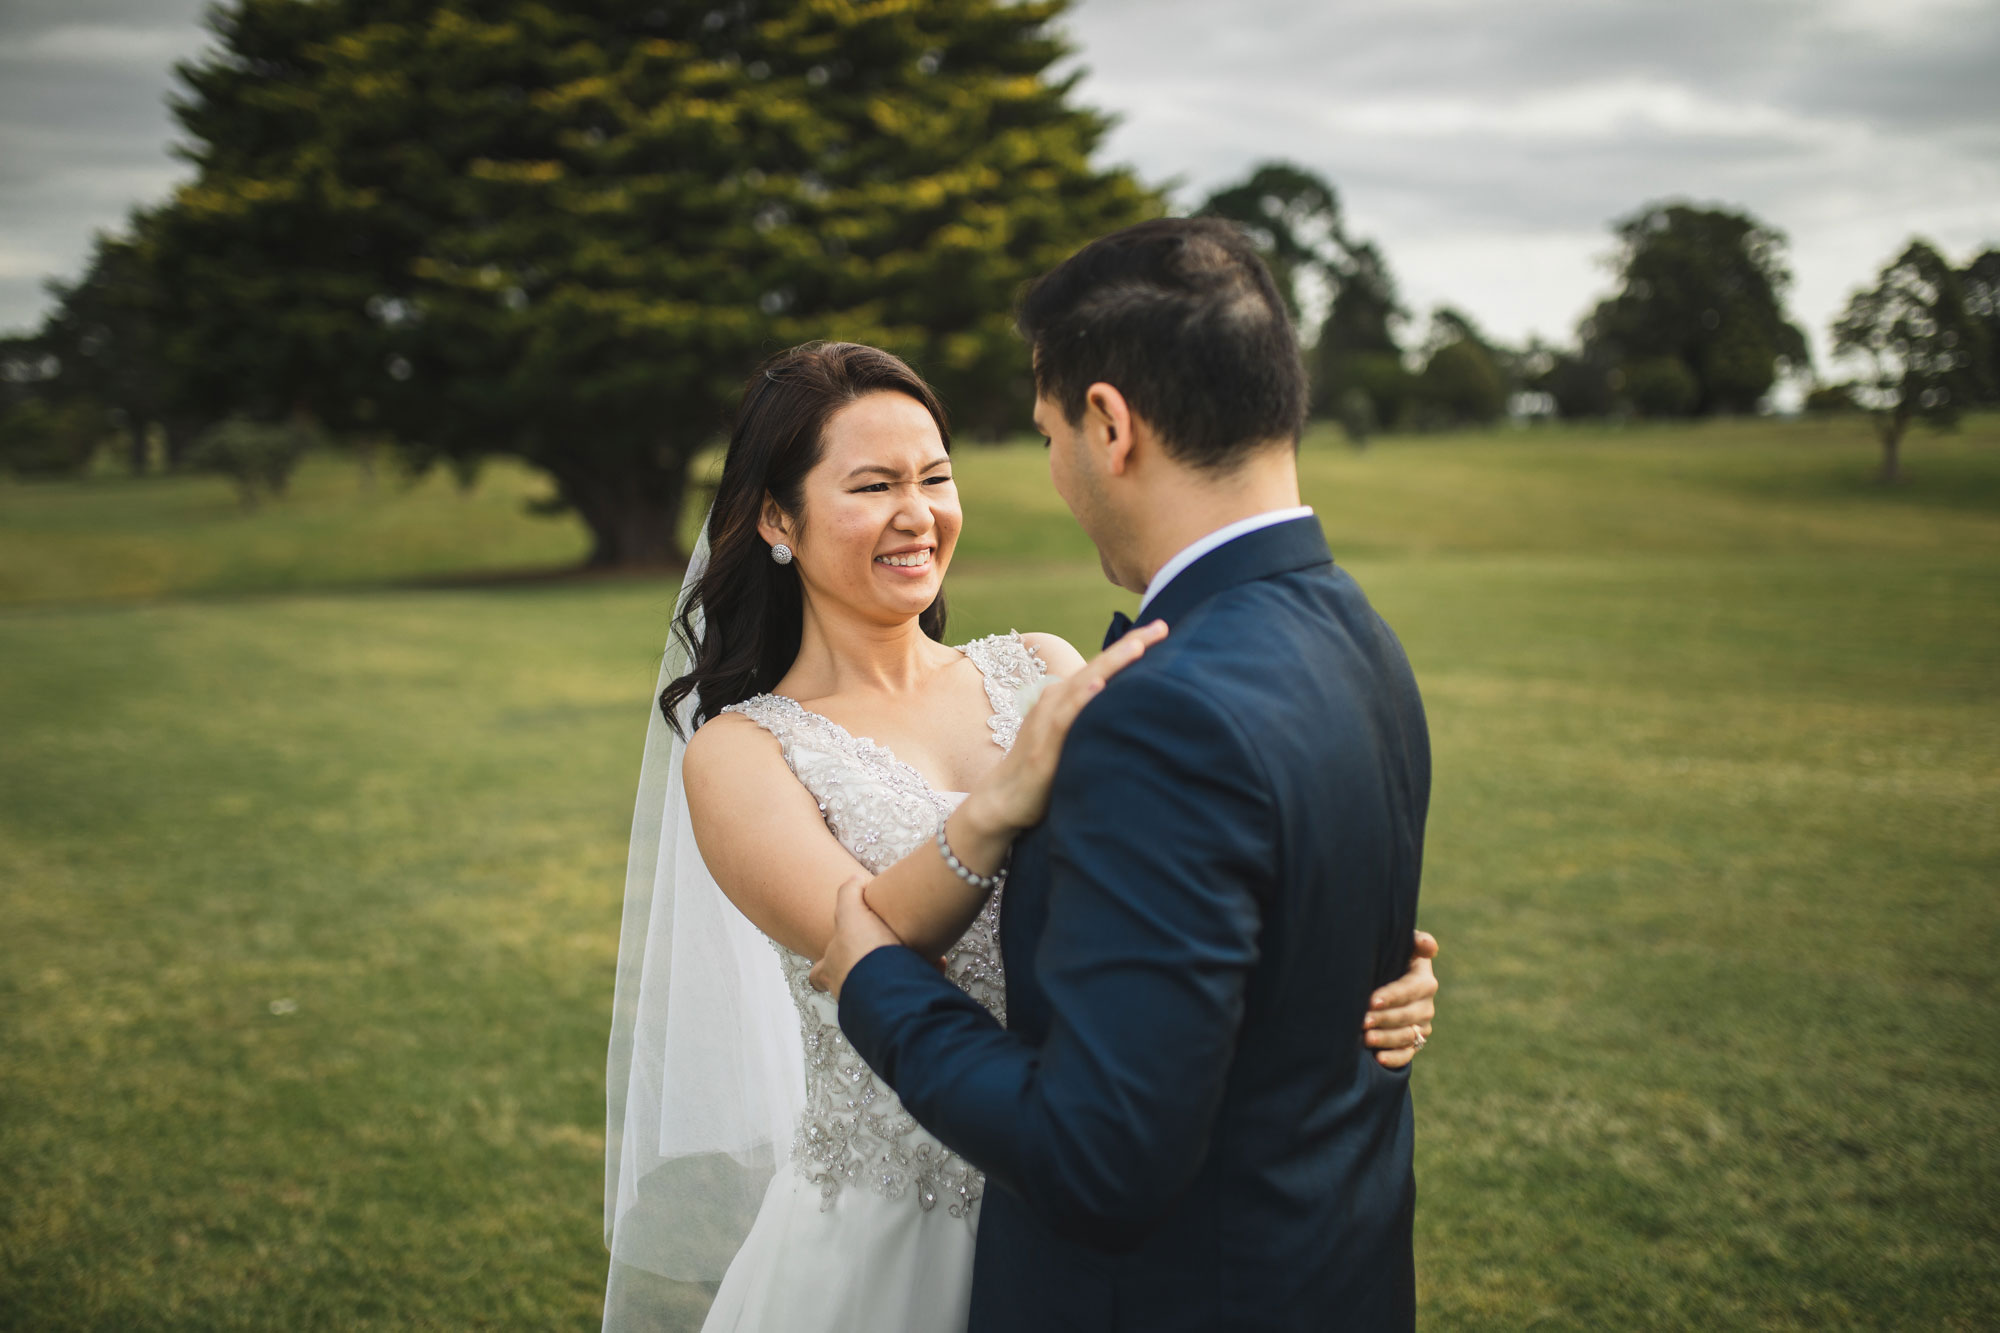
[3,0,1996,366]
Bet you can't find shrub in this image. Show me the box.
[0,399,107,478]
[1334,387,1377,447]
[1804,382,1861,414]
[1539,351,1618,418]
[1328,352,1415,433]
[1622,356,1700,418]
[1416,339,1509,427]
[190,417,312,509]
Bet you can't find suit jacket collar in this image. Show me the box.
[1136,514,1332,632]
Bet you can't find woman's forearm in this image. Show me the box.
[863,792,1016,960]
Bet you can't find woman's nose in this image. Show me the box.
[892,489,934,532]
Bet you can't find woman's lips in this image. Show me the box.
[873,548,933,574]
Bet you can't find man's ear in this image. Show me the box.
[756,493,795,548]
[1084,382,1136,476]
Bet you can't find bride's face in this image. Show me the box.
[772,390,961,625]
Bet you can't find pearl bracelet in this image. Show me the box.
[936,822,1006,892]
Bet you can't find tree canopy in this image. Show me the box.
[1195,162,1412,431]
[1831,238,1991,483]
[149,0,1158,563]
[1582,201,1808,416]
[1194,162,1343,327]
[38,230,174,473]
[1958,248,2000,404]
[1412,307,1508,427]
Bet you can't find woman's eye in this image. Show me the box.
[923,475,952,486]
[855,482,890,493]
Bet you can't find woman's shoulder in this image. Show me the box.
[1017,631,1087,676]
[683,703,785,777]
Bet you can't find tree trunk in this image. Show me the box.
[553,455,690,569]
[1877,410,1908,484]
[164,418,201,470]
[126,418,151,476]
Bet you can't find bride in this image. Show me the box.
[602,342,1441,1331]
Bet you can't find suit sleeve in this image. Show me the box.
[839,672,1272,1252]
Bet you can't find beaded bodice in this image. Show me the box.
[721,632,1046,1217]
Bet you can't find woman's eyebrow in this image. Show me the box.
[844,456,951,479]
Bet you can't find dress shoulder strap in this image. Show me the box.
[957,631,1049,750]
[717,692,835,770]
[719,691,797,736]
[719,692,922,795]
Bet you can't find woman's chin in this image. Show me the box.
[863,573,942,615]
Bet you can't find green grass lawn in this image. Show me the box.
[3,415,1996,1329]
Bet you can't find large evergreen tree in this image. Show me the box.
[155,0,1157,565]
[1583,201,1808,416]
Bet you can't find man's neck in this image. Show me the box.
[1125,450,1304,593]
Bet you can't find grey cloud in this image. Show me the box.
[1069,0,1998,134]
[0,0,209,38]
[1062,0,2000,347]
[0,0,209,327]
[1779,17,2000,133]
[5,24,198,65]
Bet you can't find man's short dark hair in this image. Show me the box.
[1017,217,1308,470]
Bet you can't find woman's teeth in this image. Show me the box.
[875,551,932,568]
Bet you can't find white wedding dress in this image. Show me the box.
[697,632,1046,1333]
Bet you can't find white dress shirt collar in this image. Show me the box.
[1136,506,1316,617]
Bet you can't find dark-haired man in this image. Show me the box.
[815,217,1431,1331]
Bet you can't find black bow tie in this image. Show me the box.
[1103,610,1134,650]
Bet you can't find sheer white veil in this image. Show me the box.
[602,512,805,1327]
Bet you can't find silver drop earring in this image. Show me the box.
[770,543,793,566]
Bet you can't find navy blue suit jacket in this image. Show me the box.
[840,517,1431,1331]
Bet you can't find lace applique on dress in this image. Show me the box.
[960,630,1047,752]
[721,632,1046,1217]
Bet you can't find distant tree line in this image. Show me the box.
[1190,161,1997,480]
[4,0,1995,543]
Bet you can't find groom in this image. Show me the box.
[814,218,1430,1331]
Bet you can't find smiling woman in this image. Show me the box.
[656,343,960,736]
[606,341,1105,1331]
[757,391,962,623]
